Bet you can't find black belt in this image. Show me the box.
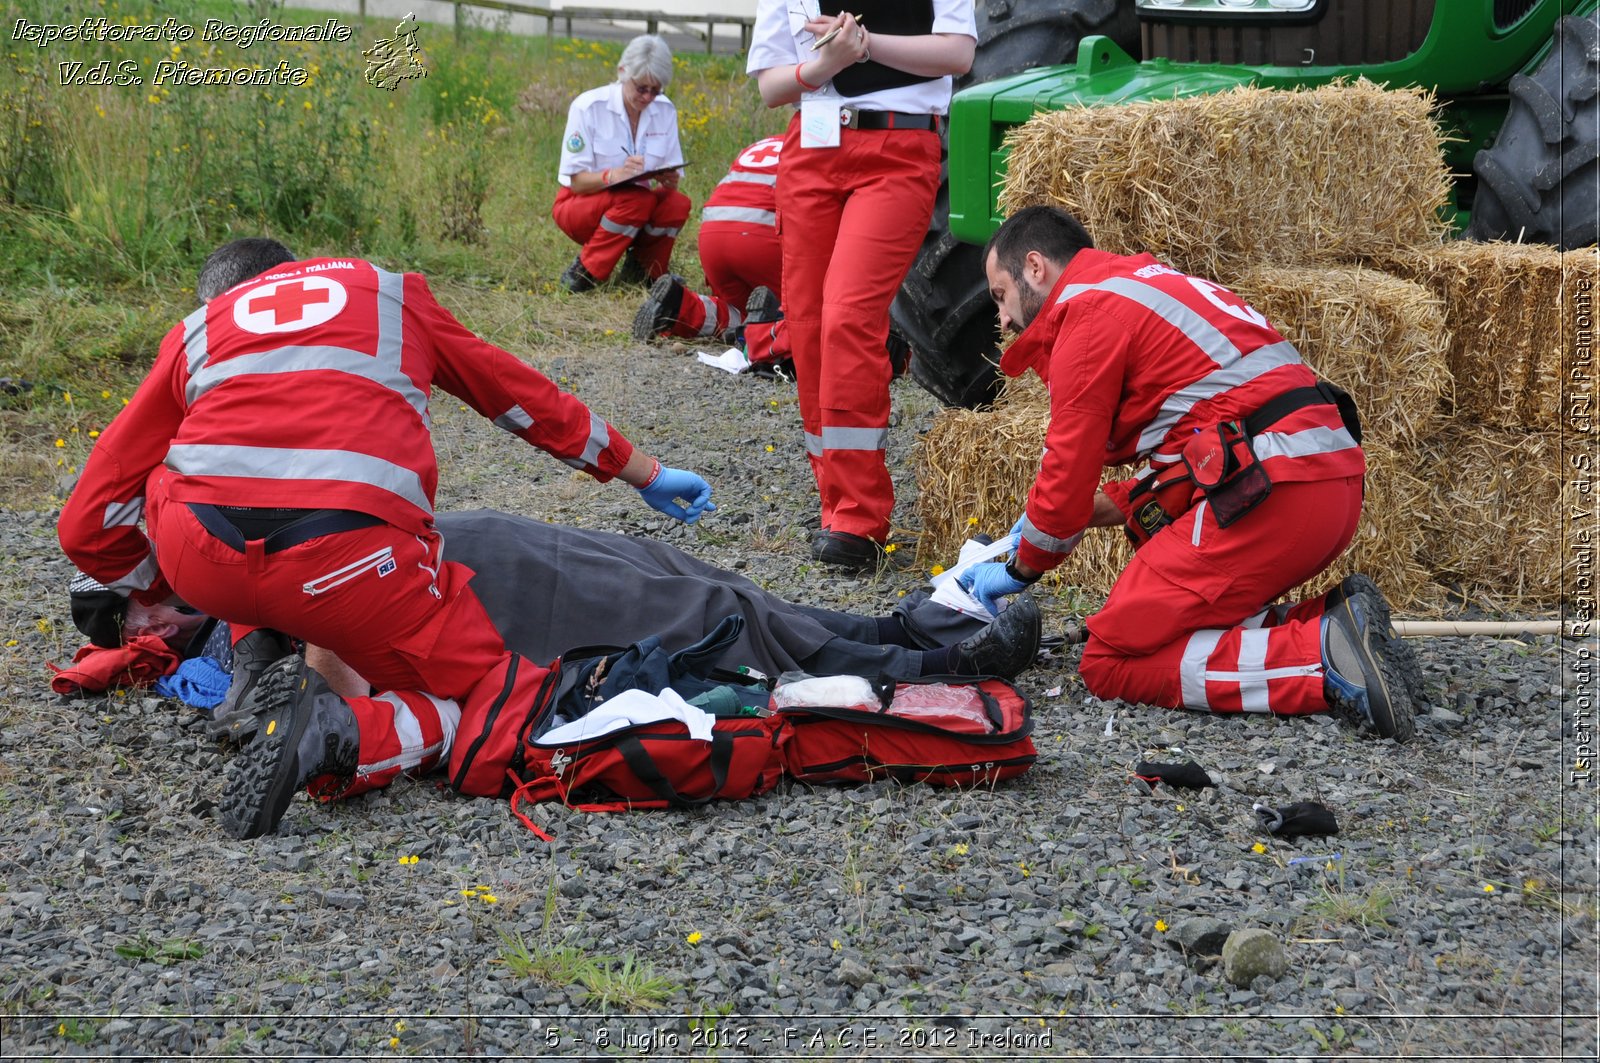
[842,109,941,132]
[1243,381,1362,444]
[188,503,383,554]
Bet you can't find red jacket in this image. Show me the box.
[1001,250,1364,574]
[59,257,634,602]
[700,136,782,230]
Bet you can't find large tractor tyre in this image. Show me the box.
[893,0,1140,409]
[1467,11,1600,250]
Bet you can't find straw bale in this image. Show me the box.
[1415,424,1577,608]
[1229,264,1450,446]
[1291,435,1439,613]
[1373,241,1599,433]
[999,80,1451,280]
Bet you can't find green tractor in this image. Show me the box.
[893,0,1600,408]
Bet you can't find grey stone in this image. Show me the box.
[1168,916,1233,957]
[836,958,873,989]
[1221,929,1289,987]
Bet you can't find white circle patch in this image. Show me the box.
[233,276,347,334]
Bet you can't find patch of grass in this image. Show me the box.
[1304,883,1396,930]
[577,952,678,1011]
[495,930,594,987]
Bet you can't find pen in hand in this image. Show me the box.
[811,14,863,50]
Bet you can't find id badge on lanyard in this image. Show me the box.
[790,0,840,148]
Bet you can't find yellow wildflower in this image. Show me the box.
[1154,919,1169,932]
[1252,842,1267,854]
[686,931,703,945]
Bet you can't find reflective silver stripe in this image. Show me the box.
[559,412,611,470]
[642,224,680,237]
[1135,341,1301,453]
[1190,500,1207,547]
[1252,424,1360,462]
[1234,628,1272,713]
[820,426,887,451]
[1019,513,1080,555]
[1062,276,1241,368]
[702,205,777,226]
[374,266,404,365]
[358,693,448,776]
[1179,629,1224,710]
[694,294,719,337]
[717,170,777,187]
[494,405,533,433]
[104,553,161,594]
[166,443,432,514]
[181,304,209,379]
[804,431,823,458]
[103,497,144,529]
[186,345,431,425]
[599,216,640,237]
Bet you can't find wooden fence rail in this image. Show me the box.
[354,0,754,52]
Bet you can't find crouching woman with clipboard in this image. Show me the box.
[552,34,690,293]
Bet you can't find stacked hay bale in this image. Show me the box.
[916,81,1590,612]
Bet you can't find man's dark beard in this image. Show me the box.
[1015,280,1046,331]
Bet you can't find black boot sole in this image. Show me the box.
[220,656,315,839]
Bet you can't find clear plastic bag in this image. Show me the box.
[887,683,993,733]
[772,674,876,710]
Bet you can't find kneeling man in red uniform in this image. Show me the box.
[59,238,714,839]
[958,206,1420,741]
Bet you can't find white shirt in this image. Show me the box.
[746,0,976,115]
[557,82,685,188]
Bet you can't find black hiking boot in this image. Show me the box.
[614,253,649,287]
[744,285,781,325]
[811,529,887,571]
[206,628,294,742]
[632,274,687,340]
[559,256,599,294]
[220,655,361,839]
[951,593,1042,680]
[1321,590,1415,742]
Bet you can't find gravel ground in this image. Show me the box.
[0,321,1596,1060]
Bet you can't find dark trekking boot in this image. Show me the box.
[1325,572,1424,706]
[206,628,294,742]
[614,253,649,287]
[1321,590,1415,742]
[951,593,1042,680]
[632,274,687,340]
[744,285,781,325]
[559,256,599,294]
[220,655,361,839]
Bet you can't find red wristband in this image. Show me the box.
[640,458,663,489]
[794,62,822,92]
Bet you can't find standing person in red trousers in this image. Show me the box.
[552,34,689,293]
[747,2,975,570]
[58,238,715,839]
[957,205,1420,741]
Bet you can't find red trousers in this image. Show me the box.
[776,114,941,540]
[1080,476,1363,716]
[552,184,691,281]
[145,469,542,799]
[659,221,783,343]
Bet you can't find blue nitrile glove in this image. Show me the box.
[637,466,716,524]
[1009,513,1026,540]
[956,561,1030,617]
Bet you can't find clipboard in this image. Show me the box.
[604,161,689,188]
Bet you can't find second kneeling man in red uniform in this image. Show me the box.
[957,206,1421,742]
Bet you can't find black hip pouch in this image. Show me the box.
[1182,421,1272,528]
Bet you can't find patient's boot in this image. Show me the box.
[221,655,360,839]
[1321,590,1415,743]
[951,593,1042,680]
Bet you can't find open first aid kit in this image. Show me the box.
[507,616,1038,836]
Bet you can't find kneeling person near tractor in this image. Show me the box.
[957,205,1420,741]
